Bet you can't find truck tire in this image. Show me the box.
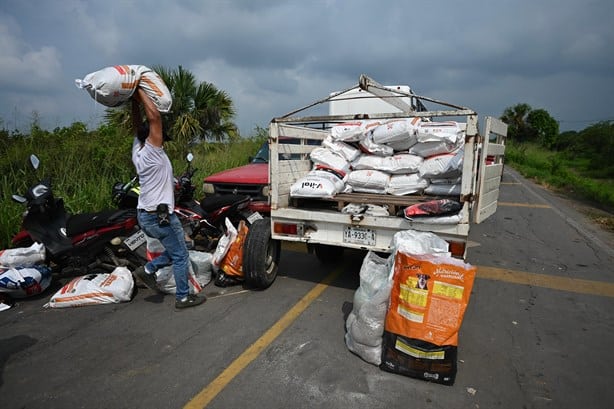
[314,244,344,265]
[243,218,280,290]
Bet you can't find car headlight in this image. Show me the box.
[262,185,270,197]
[202,183,215,195]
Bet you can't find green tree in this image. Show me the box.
[105,65,238,156]
[527,109,559,149]
[153,65,237,143]
[500,103,532,142]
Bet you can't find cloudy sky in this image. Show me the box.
[1,0,612,136]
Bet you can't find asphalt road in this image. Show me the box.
[1,167,613,409]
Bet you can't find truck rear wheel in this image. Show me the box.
[244,218,280,290]
[313,244,344,265]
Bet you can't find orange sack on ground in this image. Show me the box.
[385,251,476,346]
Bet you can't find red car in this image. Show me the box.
[202,141,271,214]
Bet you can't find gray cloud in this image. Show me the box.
[1,0,612,134]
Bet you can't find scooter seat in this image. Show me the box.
[66,209,137,237]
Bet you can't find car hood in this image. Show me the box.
[204,163,269,184]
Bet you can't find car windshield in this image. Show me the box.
[251,142,269,163]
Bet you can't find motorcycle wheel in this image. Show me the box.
[243,218,280,290]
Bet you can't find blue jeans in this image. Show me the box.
[137,211,190,300]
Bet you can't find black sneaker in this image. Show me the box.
[175,294,206,309]
[134,266,158,291]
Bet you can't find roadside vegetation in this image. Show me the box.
[501,104,614,230]
[1,73,613,248]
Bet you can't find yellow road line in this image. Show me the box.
[498,202,551,208]
[501,182,521,185]
[184,267,343,409]
[477,265,614,298]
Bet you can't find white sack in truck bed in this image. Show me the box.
[75,65,172,112]
[290,167,347,198]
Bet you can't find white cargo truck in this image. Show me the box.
[242,75,506,288]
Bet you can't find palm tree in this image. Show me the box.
[104,65,238,148]
[501,103,532,142]
[153,65,238,144]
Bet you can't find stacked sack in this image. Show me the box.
[290,117,465,200]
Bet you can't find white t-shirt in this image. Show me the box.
[132,138,175,213]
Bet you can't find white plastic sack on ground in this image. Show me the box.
[371,117,420,150]
[0,265,52,298]
[44,267,134,308]
[345,251,393,365]
[309,147,351,174]
[290,168,346,198]
[330,120,380,142]
[0,242,46,268]
[154,251,211,295]
[75,65,172,112]
[390,230,450,259]
[386,173,429,196]
[212,218,238,270]
[321,136,361,162]
[347,169,390,194]
[352,153,423,174]
[419,148,464,178]
[425,183,462,196]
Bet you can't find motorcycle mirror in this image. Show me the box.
[29,154,40,170]
[186,153,194,163]
[12,194,27,204]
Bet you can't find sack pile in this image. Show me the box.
[344,230,476,385]
[0,243,52,299]
[290,118,465,201]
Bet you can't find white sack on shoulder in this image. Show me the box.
[44,267,134,308]
[0,242,46,268]
[352,153,423,174]
[386,173,429,196]
[75,65,140,107]
[309,147,350,174]
[76,65,172,112]
[347,169,390,194]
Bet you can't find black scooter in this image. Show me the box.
[12,155,147,277]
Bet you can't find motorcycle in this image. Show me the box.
[112,153,262,251]
[11,155,147,277]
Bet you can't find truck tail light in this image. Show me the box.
[448,240,466,259]
[273,222,304,236]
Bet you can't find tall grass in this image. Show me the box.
[0,125,265,249]
[505,142,614,211]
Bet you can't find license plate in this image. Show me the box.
[124,229,146,251]
[343,226,376,246]
[246,211,263,224]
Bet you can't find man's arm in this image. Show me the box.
[134,88,163,147]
